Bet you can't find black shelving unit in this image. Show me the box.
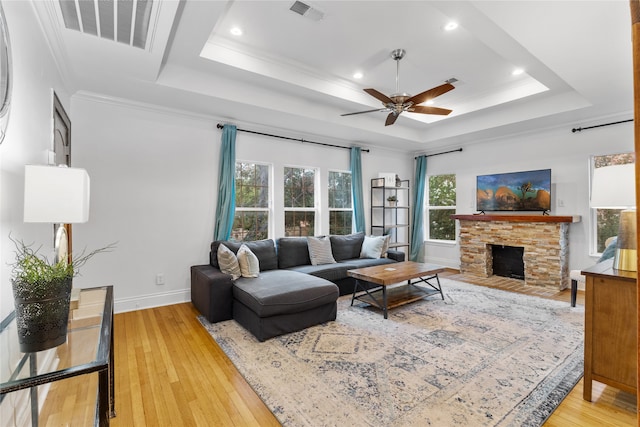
[371,177,410,254]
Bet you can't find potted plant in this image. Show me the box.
[10,236,113,353]
[387,195,398,207]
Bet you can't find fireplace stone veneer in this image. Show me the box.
[451,215,581,290]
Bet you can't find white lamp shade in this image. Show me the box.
[24,165,90,223]
[590,163,636,209]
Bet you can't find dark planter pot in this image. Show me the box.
[12,276,72,353]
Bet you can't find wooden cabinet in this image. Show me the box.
[371,177,410,253]
[583,260,637,400]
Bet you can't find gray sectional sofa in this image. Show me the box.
[190,232,405,341]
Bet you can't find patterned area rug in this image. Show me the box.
[199,278,584,427]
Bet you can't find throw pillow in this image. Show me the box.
[598,236,618,263]
[217,244,241,280]
[307,236,336,265]
[360,235,387,259]
[237,244,260,278]
[380,235,391,258]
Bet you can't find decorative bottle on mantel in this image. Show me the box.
[395,174,401,187]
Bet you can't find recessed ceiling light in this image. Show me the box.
[445,22,458,31]
[353,72,363,79]
[512,68,525,76]
[230,27,243,36]
[425,100,435,105]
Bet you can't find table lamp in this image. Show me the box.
[23,165,90,264]
[590,163,636,271]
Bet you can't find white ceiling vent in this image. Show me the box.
[58,0,154,49]
[289,1,324,22]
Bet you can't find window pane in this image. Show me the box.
[429,174,456,206]
[596,208,622,252]
[236,163,269,208]
[285,211,315,236]
[593,154,635,251]
[329,171,352,209]
[231,211,268,241]
[329,211,353,235]
[284,167,315,208]
[429,209,456,240]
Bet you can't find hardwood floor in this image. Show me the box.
[36,274,636,426]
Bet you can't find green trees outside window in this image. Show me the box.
[329,171,352,235]
[284,167,316,236]
[427,174,456,241]
[232,162,270,241]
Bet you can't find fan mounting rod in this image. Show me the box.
[391,49,406,96]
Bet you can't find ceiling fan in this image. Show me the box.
[341,49,454,126]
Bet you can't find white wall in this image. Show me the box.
[0,2,69,321]
[71,94,412,312]
[423,121,635,271]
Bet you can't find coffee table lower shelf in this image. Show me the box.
[353,282,442,312]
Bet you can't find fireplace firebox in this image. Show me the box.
[491,245,525,280]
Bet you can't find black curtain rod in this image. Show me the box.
[414,148,463,159]
[216,123,370,152]
[571,119,633,133]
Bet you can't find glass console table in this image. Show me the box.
[0,286,115,426]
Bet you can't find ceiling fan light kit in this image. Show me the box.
[342,49,454,126]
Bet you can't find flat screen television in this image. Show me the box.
[476,169,551,212]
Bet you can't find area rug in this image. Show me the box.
[198,278,584,427]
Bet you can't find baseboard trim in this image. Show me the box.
[115,288,190,313]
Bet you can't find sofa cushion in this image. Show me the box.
[233,270,338,317]
[286,263,353,283]
[277,237,311,269]
[211,239,278,271]
[307,236,336,265]
[330,232,364,261]
[237,244,260,278]
[339,257,396,270]
[217,244,241,280]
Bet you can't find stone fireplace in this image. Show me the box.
[451,214,580,290]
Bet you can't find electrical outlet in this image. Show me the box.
[156,273,165,285]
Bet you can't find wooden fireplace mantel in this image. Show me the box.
[451,214,581,223]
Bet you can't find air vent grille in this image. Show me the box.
[289,1,324,21]
[290,1,310,16]
[58,0,153,49]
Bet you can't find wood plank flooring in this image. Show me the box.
[35,273,636,426]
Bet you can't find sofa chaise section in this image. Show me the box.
[233,270,338,341]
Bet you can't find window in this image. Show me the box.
[232,162,270,241]
[591,153,635,253]
[328,171,352,235]
[284,167,316,236]
[426,174,456,241]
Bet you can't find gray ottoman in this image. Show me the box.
[233,269,339,341]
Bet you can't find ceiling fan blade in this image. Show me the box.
[406,83,455,106]
[364,88,394,105]
[341,108,388,117]
[410,105,453,116]
[385,112,399,126]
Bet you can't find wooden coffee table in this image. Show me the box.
[348,261,446,319]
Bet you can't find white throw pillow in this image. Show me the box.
[237,244,260,278]
[217,244,241,280]
[307,236,336,265]
[360,235,387,259]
